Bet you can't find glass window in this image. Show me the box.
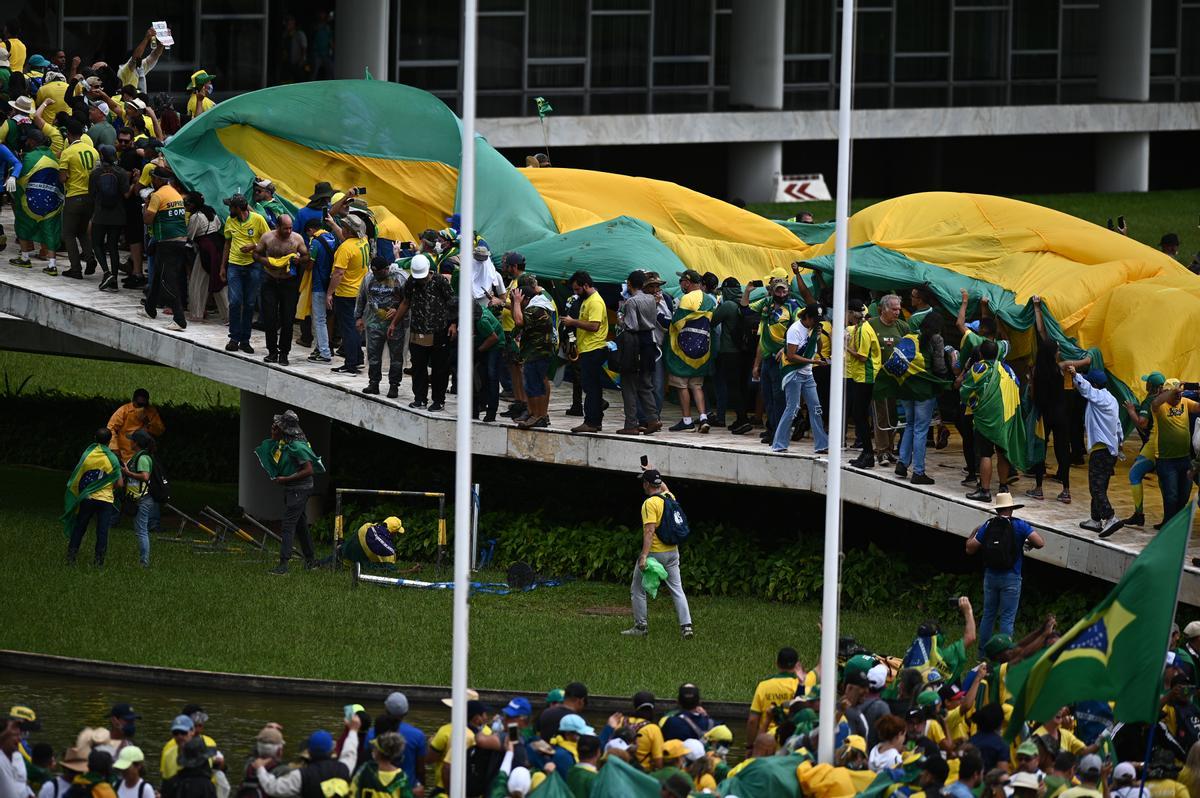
[202,0,266,13]
[1060,6,1098,78]
[785,0,832,55]
[63,20,130,67]
[1012,53,1056,79]
[895,0,950,53]
[478,15,524,90]
[132,0,196,64]
[1010,82,1058,104]
[1013,0,1058,50]
[894,85,949,107]
[654,61,708,86]
[1149,81,1176,101]
[655,0,710,56]
[952,84,1005,105]
[594,0,650,8]
[478,93,524,116]
[1180,81,1200,101]
[397,66,460,91]
[893,55,948,81]
[1151,52,1176,77]
[783,87,833,109]
[590,91,650,113]
[652,91,711,112]
[714,11,731,84]
[591,14,649,87]
[199,19,264,91]
[1059,81,1097,103]
[784,59,831,83]
[528,63,585,88]
[64,0,128,13]
[855,9,892,83]
[1151,0,1178,49]
[853,86,891,109]
[480,0,524,9]
[1184,9,1200,75]
[531,93,583,113]
[401,0,462,60]
[954,10,1006,80]
[529,0,587,58]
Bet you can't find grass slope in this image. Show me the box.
[0,465,929,702]
[749,188,1200,257]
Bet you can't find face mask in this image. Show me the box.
[434,242,443,254]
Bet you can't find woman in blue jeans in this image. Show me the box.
[122,429,158,567]
[965,494,1045,643]
[772,305,828,453]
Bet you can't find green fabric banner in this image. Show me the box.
[590,756,661,798]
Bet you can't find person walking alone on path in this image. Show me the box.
[964,493,1044,643]
[1067,365,1125,538]
[255,410,325,576]
[624,466,693,640]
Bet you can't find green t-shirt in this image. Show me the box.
[868,316,910,361]
[126,451,153,499]
[566,764,598,798]
[474,309,505,349]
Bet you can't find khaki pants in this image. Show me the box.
[872,397,898,456]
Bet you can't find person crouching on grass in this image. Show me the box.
[624,465,693,640]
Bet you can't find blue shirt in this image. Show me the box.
[944,780,975,798]
[293,205,325,239]
[973,516,1035,576]
[661,711,714,741]
[396,722,427,785]
[969,731,1011,770]
[307,230,337,294]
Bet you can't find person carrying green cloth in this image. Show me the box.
[63,428,122,566]
[255,409,325,576]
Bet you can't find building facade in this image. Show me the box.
[13,0,1200,199]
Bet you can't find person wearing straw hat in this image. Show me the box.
[965,492,1044,645]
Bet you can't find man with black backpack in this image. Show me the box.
[623,467,693,640]
[965,492,1044,644]
[89,144,129,292]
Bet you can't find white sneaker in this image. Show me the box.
[164,320,186,332]
[1098,516,1125,539]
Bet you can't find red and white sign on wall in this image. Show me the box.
[773,173,832,203]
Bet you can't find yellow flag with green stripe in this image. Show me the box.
[961,357,1028,471]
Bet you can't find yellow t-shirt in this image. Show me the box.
[40,122,65,157]
[1037,727,1086,755]
[1148,781,1190,798]
[224,211,270,266]
[36,80,71,121]
[575,291,608,354]
[750,673,801,734]
[429,723,476,789]
[59,139,99,198]
[845,322,882,384]
[333,238,370,298]
[187,94,215,117]
[500,277,518,332]
[640,493,678,554]
[160,734,218,781]
[629,715,664,771]
[1153,397,1200,460]
[697,773,718,793]
[7,38,26,72]
[79,446,117,504]
[944,706,969,742]
[924,719,946,746]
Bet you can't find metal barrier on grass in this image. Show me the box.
[334,488,447,587]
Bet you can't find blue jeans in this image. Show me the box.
[133,494,158,566]
[310,290,331,358]
[979,570,1022,644]
[898,398,937,474]
[67,499,114,564]
[333,296,361,368]
[761,356,785,435]
[773,372,826,452]
[226,263,262,344]
[1159,457,1193,523]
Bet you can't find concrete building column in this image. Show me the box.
[1095,0,1151,192]
[727,0,785,203]
[334,0,390,81]
[238,391,332,522]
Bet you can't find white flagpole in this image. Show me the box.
[448,0,478,793]
[817,0,856,766]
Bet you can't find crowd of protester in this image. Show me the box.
[8,611,1200,798]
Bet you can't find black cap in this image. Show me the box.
[677,683,701,709]
[632,690,656,713]
[1162,233,1180,247]
[641,469,663,486]
[503,251,526,267]
[222,193,248,209]
[110,703,141,721]
[923,755,949,784]
[677,268,703,283]
[663,773,693,798]
[420,228,439,244]
[466,700,489,718]
[844,669,870,688]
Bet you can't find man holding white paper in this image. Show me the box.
[117,26,170,94]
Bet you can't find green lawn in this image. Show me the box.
[0,350,239,407]
[749,188,1200,257]
[0,465,932,702]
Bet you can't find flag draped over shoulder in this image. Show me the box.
[961,358,1028,471]
[1003,502,1195,740]
[849,757,926,798]
[61,444,121,537]
[254,439,326,479]
[721,754,811,798]
[665,289,718,377]
[589,756,659,798]
[875,333,951,400]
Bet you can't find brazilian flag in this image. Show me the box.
[664,290,718,377]
[851,754,926,798]
[721,753,812,798]
[61,444,121,537]
[14,147,64,247]
[254,439,327,479]
[960,357,1028,471]
[589,757,659,798]
[1004,502,1195,740]
[875,333,951,401]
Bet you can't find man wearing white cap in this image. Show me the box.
[86,103,116,148]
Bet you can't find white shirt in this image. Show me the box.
[1073,374,1122,456]
[117,47,163,94]
[117,780,150,798]
[784,319,814,378]
[868,744,903,772]
[37,776,71,798]
[0,752,27,798]
[470,257,504,303]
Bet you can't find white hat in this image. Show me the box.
[506,767,531,796]
[866,663,889,690]
[1010,772,1042,791]
[410,253,431,279]
[1114,763,1138,782]
[993,492,1025,513]
[8,96,35,116]
[681,738,705,762]
[91,101,110,115]
[1183,621,1200,639]
[127,97,147,112]
[0,47,9,68]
